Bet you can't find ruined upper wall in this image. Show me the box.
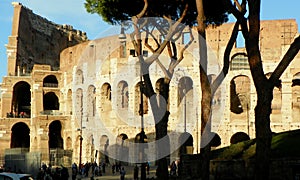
[206,19,299,62]
[6,2,88,76]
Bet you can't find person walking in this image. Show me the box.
[120,167,126,180]
[71,162,78,180]
[60,165,69,180]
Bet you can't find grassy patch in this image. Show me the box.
[211,129,300,160]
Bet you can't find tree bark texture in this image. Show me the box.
[254,83,273,180]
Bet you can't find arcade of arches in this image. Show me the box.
[1,14,300,168]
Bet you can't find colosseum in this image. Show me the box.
[0,2,300,174]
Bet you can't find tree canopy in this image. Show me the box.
[85,0,229,26]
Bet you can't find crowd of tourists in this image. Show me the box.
[36,163,69,180]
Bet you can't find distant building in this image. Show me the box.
[0,2,299,172]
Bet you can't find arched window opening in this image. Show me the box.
[100,135,109,164]
[230,132,250,144]
[177,77,193,131]
[75,89,83,119]
[230,76,250,115]
[49,120,64,166]
[117,133,129,164]
[117,81,129,109]
[11,122,30,149]
[43,92,59,111]
[177,77,193,106]
[43,75,58,87]
[211,133,221,149]
[178,132,193,156]
[49,120,63,149]
[230,53,249,71]
[12,81,31,117]
[75,69,84,85]
[87,135,95,162]
[100,83,112,112]
[134,131,148,163]
[87,85,96,117]
[101,83,111,101]
[67,89,72,115]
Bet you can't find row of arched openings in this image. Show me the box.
[74,76,195,118]
[11,75,59,117]
[10,120,64,149]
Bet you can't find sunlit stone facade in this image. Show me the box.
[0,3,300,169]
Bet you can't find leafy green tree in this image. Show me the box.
[222,0,300,179]
[85,0,235,179]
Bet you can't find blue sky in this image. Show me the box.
[0,0,300,79]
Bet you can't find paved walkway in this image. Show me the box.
[77,165,157,180]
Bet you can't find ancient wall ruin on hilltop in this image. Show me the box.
[7,2,88,76]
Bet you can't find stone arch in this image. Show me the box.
[230,53,248,70]
[12,81,31,117]
[134,131,148,162]
[87,85,96,117]
[86,135,95,162]
[177,76,193,131]
[75,69,84,85]
[135,82,148,115]
[48,120,63,149]
[210,133,221,149]
[43,92,59,111]
[99,135,109,163]
[230,132,250,144]
[116,133,129,164]
[292,72,300,122]
[177,76,193,106]
[178,132,193,156]
[75,88,83,119]
[43,75,58,87]
[230,75,251,118]
[100,83,112,112]
[11,122,30,148]
[117,81,129,109]
[67,89,72,115]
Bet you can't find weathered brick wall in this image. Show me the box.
[10,3,88,75]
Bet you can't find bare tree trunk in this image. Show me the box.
[155,112,170,180]
[254,83,273,180]
[195,0,212,179]
[199,71,212,180]
[145,77,170,179]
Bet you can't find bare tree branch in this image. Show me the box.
[144,2,190,65]
[211,21,240,94]
[234,0,243,12]
[135,0,148,19]
[222,0,249,38]
[171,27,195,70]
[269,35,300,86]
